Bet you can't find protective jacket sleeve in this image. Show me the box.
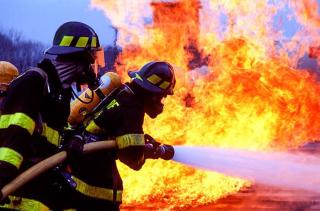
[0,71,45,173]
[88,88,146,170]
[114,105,145,171]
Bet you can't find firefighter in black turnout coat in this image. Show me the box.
[63,61,176,211]
[0,21,105,210]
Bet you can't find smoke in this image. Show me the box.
[173,146,320,193]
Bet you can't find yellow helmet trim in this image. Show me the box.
[159,81,170,89]
[91,37,97,47]
[76,37,89,48]
[59,36,74,46]
[147,74,162,85]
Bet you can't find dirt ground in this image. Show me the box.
[121,184,320,211]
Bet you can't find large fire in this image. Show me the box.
[91,0,320,209]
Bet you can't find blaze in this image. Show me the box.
[91,0,320,209]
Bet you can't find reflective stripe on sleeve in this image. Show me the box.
[85,121,104,135]
[0,147,23,169]
[0,195,50,211]
[0,113,35,135]
[72,176,122,202]
[41,123,60,146]
[116,134,145,149]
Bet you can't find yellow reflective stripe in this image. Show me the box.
[159,81,170,89]
[42,123,60,146]
[0,195,50,211]
[0,147,23,168]
[0,113,35,135]
[72,176,122,202]
[147,74,162,84]
[106,99,119,110]
[59,36,74,46]
[85,121,104,135]
[91,37,97,47]
[76,37,89,47]
[116,134,145,149]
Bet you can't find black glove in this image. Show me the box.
[62,135,85,161]
[144,134,175,160]
[0,191,10,205]
[0,161,17,205]
[0,178,9,205]
[144,134,161,159]
[50,166,77,195]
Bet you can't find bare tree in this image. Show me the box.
[0,29,46,72]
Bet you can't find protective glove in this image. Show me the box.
[144,134,174,160]
[0,179,10,205]
[0,161,18,205]
[144,134,161,159]
[0,191,10,205]
[61,135,85,162]
[50,166,77,195]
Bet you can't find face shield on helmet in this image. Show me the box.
[92,47,105,73]
[81,47,105,90]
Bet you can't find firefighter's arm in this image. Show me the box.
[89,100,146,170]
[114,104,146,170]
[116,134,145,170]
[86,119,145,170]
[0,71,44,173]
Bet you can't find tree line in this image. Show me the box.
[0,28,121,73]
[0,29,45,72]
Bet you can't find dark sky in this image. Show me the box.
[0,0,116,46]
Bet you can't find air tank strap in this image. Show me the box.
[95,88,105,100]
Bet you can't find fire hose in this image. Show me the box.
[0,137,174,201]
[0,140,117,201]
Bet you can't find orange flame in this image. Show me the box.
[91,0,320,209]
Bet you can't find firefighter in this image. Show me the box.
[0,21,105,210]
[61,61,176,211]
[0,61,19,113]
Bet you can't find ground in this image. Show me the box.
[121,185,320,210]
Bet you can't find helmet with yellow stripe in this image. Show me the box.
[44,21,105,90]
[45,21,105,69]
[46,21,100,55]
[128,61,176,96]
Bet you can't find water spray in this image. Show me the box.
[172,146,320,193]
